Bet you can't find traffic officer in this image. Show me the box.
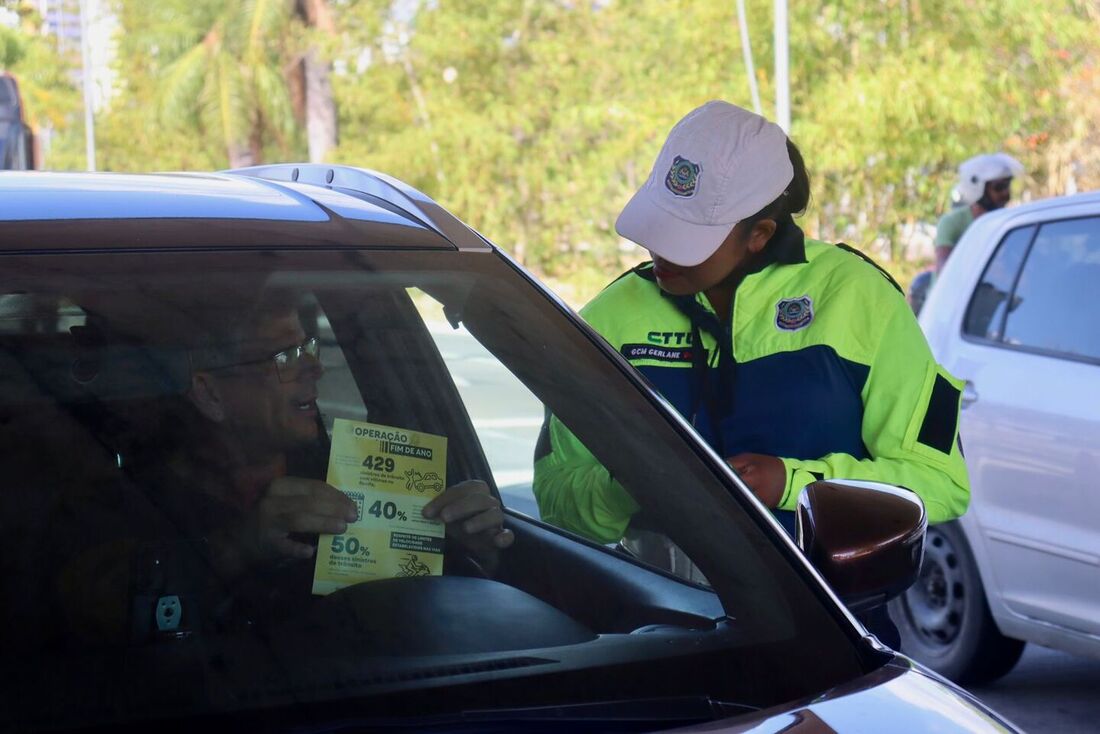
[532,102,970,644]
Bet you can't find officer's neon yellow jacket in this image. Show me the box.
[533,227,970,544]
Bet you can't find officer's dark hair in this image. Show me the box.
[738,138,811,232]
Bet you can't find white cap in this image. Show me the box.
[957,153,1024,205]
[615,101,793,267]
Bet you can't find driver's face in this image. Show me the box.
[214,311,324,455]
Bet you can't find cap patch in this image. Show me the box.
[665,156,701,198]
[775,296,814,331]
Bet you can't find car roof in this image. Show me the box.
[0,164,492,253]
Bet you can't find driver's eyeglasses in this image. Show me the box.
[990,179,1012,193]
[211,337,321,382]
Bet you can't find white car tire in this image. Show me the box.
[889,521,1025,684]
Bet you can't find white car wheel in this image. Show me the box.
[889,521,1025,684]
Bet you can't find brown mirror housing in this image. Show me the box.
[797,480,926,613]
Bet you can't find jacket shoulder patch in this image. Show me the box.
[775,296,814,331]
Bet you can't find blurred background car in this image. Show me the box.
[0,165,1020,732]
[0,72,36,171]
[891,190,1100,685]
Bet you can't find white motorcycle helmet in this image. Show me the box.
[956,153,1024,206]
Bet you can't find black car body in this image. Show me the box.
[0,166,1019,732]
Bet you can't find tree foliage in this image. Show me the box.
[787,0,1098,257]
[330,0,746,275]
[0,4,79,132]
[327,0,1098,283]
[152,0,300,167]
[22,0,1100,295]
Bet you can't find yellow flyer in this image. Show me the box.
[312,418,448,596]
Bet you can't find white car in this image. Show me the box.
[890,191,1100,683]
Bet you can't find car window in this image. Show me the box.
[1001,216,1100,361]
[0,248,864,730]
[415,297,544,518]
[309,300,369,430]
[962,225,1033,340]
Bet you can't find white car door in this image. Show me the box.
[953,215,1100,636]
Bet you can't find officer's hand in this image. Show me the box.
[243,476,359,563]
[422,479,515,557]
[727,453,786,508]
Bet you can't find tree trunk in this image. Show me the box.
[227,142,255,169]
[297,0,337,163]
[287,60,306,125]
[304,50,337,163]
[298,0,335,31]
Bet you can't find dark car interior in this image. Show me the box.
[0,248,882,731]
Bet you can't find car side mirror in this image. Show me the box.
[797,480,926,613]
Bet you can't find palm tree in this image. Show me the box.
[158,0,336,167]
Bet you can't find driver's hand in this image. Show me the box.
[243,476,359,562]
[422,479,515,556]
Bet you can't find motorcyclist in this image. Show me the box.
[934,152,1023,274]
[908,152,1023,315]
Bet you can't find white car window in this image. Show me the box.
[1002,216,1100,361]
[963,225,1033,340]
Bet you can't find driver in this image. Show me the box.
[183,298,514,574]
[53,289,513,644]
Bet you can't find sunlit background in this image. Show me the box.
[2,0,1098,299]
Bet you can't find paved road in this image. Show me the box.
[967,646,1100,733]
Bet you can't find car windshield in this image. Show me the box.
[0,245,868,730]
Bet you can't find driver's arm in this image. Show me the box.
[225,476,359,568]
[423,479,514,559]
[214,476,512,575]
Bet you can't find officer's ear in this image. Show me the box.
[747,219,778,254]
[189,371,227,423]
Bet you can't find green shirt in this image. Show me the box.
[935,206,974,249]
